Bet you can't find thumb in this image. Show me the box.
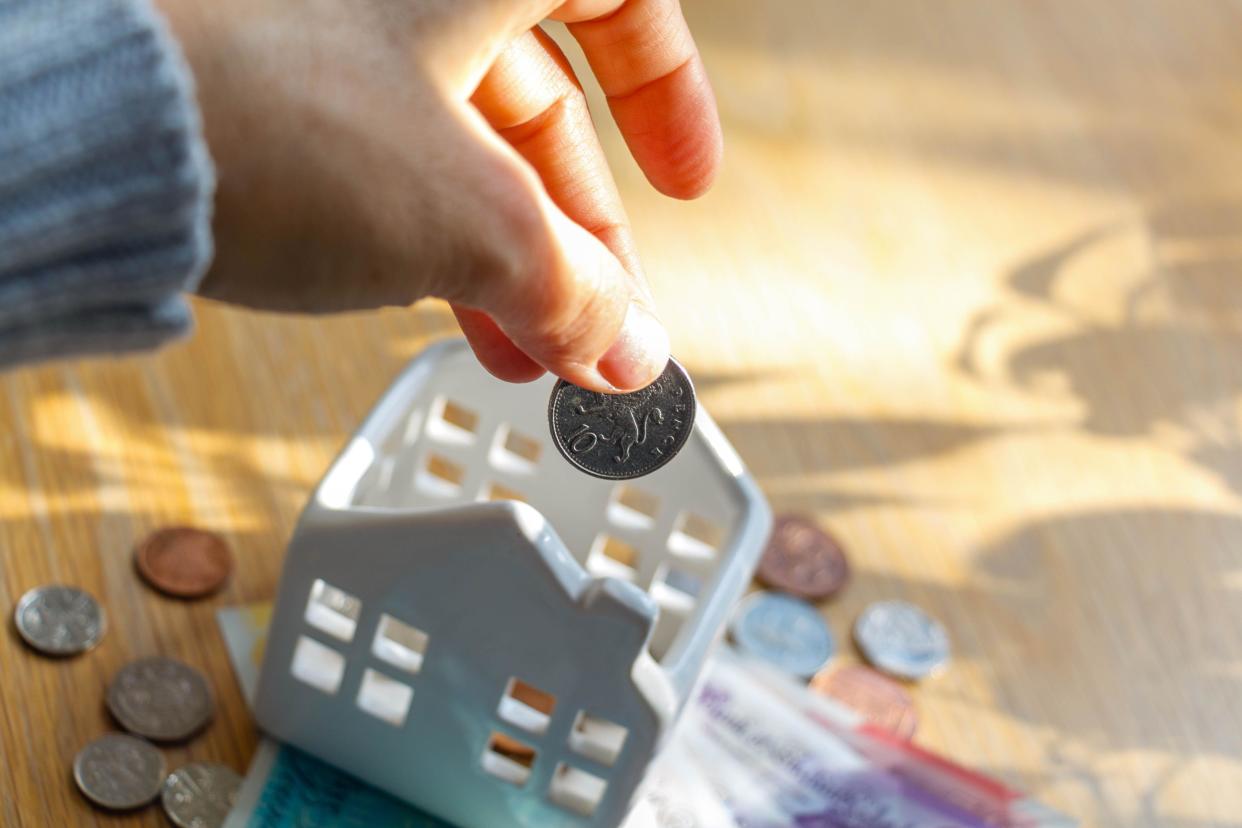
[454,157,671,393]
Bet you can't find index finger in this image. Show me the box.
[552,0,723,199]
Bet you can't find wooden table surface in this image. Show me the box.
[4,2,1242,826]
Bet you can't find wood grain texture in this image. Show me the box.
[3,1,1242,825]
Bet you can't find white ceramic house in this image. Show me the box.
[253,339,770,827]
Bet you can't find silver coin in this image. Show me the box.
[548,358,696,480]
[107,657,214,742]
[73,733,165,810]
[162,762,243,828]
[729,591,835,679]
[13,584,106,656]
[853,600,951,681]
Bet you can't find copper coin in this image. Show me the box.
[810,664,918,740]
[755,514,850,601]
[135,527,232,598]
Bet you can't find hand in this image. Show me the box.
[154,0,722,392]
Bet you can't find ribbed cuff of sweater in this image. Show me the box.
[0,0,214,367]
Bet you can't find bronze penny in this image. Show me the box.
[135,527,232,598]
[755,514,850,601]
[810,664,918,740]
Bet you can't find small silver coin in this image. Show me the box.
[162,762,243,828]
[853,600,951,681]
[73,733,165,811]
[13,584,106,656]
[548,358,696,480]
[729,591,835,679]
[107,657,214,742]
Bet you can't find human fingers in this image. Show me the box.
[552,0,723,199]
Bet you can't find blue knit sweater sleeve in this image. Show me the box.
[0,0,214,366]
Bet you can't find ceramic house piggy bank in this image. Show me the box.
[253,339,771,827]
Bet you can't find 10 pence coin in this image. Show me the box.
[756,515,850,601]
[854,600,951,681]
[73,733,165,810]
[107,657,215,742]
[135,527,233,599]
[162,762,244,828]
[14,584,106,656]
[730,591,835,679]
[548,358,696,480]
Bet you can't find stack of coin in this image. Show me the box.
[13,525,241,825]
[736,512,954,741]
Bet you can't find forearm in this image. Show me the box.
[0,0,214,366]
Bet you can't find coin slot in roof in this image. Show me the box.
[497,678,557,736]
[489,425,542,474]
[568,712,628,767]
[481,481,527,504]
[481,732,537,787]
[548,762,608,817]
[427,397,479,444]
[607,485,660,529]
[417,453,466,497]
[586,534,640,582]
[668,511,725,559]
[290,635,346,695]
[305,579,361,642]
[356,668,414,726]
[372,613,429,675]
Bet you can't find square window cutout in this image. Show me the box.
[548,763,609,817]
[417,454,466,497]
[356,668,414,726]
[481,732,537,787]
[569,712,629,766]
[586,535,640,581]
[669,512,726,559]
[427,397,480,445]
[607,485,660,529]
[651,564,704,613]
[305,579,362,642]
[497,678,557,736]
[290,635,346,695]
[372,613,430,675]
[481,482,526,503]
[489,425,542,474]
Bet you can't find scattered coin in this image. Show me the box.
[73,733,165,811]
[162,762,243,828]
[548,358,696,480]
[135,527,233,599]
[756,515,850,601]
[810,664,918,740]
[854,600,951,681]
[107,657,215,742]
[13,584,106,656]
[729,591,835,679]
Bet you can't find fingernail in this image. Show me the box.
[597,304,671,392]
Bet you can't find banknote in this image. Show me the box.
[216,606,1074,828]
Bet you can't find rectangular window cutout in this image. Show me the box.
[651,564,704,614]
[356,668,414,726]
[586,535,640,581]
[569,712,629,766]
[291,635,346,695]
[305,579,362,642]
[668,511,726,559]
[427,397,479,445]
[548,763,608,817]
[489,425,542,474]
[497,678,557,736]
[607,485,660,529]
[417,453,466,497]
[481,482,527,503]
[372,613,429,675]
[481,732,537,787]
